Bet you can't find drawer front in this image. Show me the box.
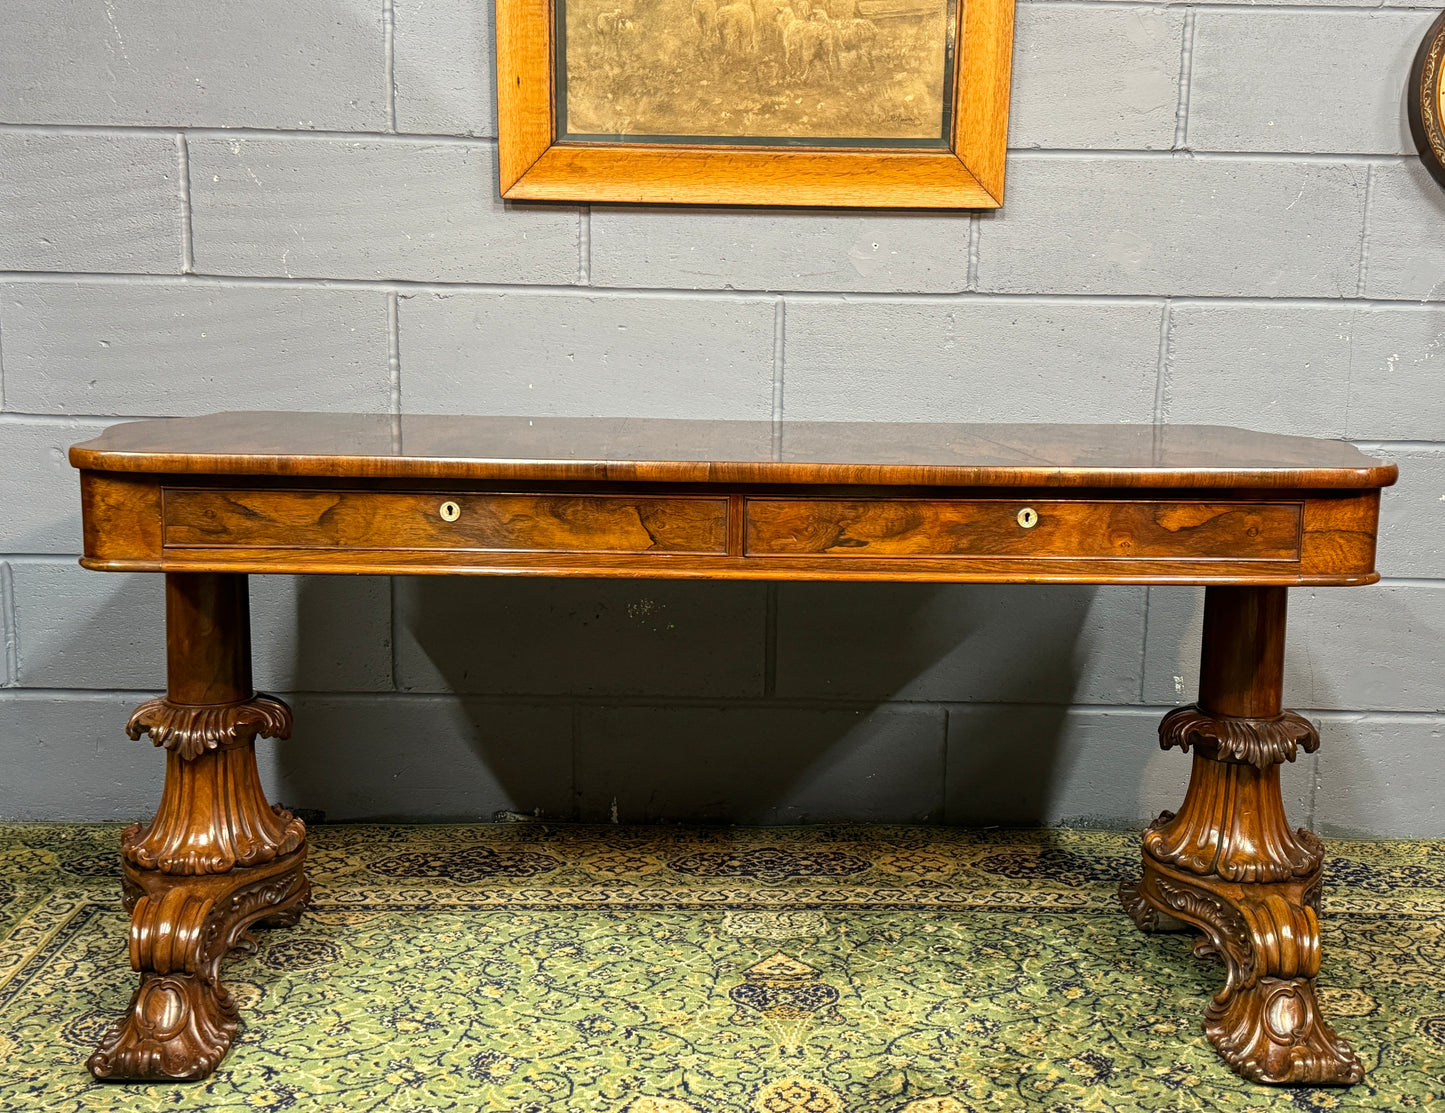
[165,489,730,554]
[745,499,1302,560]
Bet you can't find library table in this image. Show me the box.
[68,413,1396,1085]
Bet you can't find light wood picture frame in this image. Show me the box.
[495,0,1016,208]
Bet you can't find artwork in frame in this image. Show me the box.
[495,0,1016,208]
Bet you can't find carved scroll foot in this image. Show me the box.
[1208,976,1362,1086]
[88,850,308,1081]
[88,972,238,1082]
[1133,864,1363,1085]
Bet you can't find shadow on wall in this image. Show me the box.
[267,576,1099,825]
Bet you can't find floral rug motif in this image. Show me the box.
[1,823,1443,1112]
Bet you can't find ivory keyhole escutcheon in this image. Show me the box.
[439,501,461,522]
[1017,507,1039,529]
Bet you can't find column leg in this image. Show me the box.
[88,573,310,1081]
[1118,586,1362,1085]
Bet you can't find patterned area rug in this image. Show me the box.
[2,823,1444,1112]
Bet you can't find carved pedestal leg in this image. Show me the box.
[88,574,310,1082]
[1119,586,1362,1085]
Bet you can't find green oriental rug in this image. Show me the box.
[2,823,1443,1112]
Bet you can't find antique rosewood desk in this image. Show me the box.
[69,414,1396,1086]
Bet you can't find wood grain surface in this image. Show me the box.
[744,498,1302,560]
[70,415,1394,586]
[70,414,1398,490]
[164,489,729,554]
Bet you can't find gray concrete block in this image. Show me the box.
[589,209,972,293]
[0,282,391,416]
[574,705,946,823]
[0,693,170,820]
[774,584,1148,705]
[1163,303,1445,442]
[394,577,766,698]
[0,0,384,129]
[1164,305,1352,437]
[399,291,776,418]
[0,692,573,823]
[1370,447,1445,580]
[977,156,1366,296]
[1009,6,1183,151]
[1343,307,1445,440]
[0,134,180,274]
[781,299,1160,422]
[189,138,579,283]
[0,419,111,555]
[11,562,393,692]
[1189,12,1426,155]
[1361,160,1445,302]
[944,706,1316,826]
[274,696,575,821]
[1314,713,1445,838]
[394,0,496,137]
[1142,583,1445,713]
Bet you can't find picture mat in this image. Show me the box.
[557,0,956,148]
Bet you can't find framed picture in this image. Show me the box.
[495,0,1016,208]
[1409,10,1445,191]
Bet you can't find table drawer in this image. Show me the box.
[164,489,730,554]
[744,499,1302,560]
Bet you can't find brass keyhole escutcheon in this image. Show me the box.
[439,501,461,522]
[1017,507,1039,529]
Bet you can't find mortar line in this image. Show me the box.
[1309,742,1322,830]
[4,270,1443,307]
[387,291,402,414]
[0,122,1419,163]
[966,215,981,292]
[8,270,1442,308]
[1139,587,1152,704]
[940,706,951,824]
[1173,9,1196,150]
[1,686,1440,720]
[382,0,398,134]
[762,583,781,700]
[0,123,496,144]
[388,579,400,692]
[579,207,592,285]
[1355,163,1377,299]
[771,297,786,446]
[3,416,1445,450]
[570,701,581,821]
[1,562,17,688]
[177,134,195,275]
[1153,300,1172,423]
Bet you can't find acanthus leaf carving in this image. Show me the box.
[1159,704,1318,769]
[126,694,292,762]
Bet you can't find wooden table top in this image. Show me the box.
[71,412,1397,490]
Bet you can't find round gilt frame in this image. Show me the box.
[1409,11,1445,189]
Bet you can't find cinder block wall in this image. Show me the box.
[1,1,1441,834]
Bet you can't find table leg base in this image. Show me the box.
[1121,861,1363,1086]
[88,849,309,1081]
